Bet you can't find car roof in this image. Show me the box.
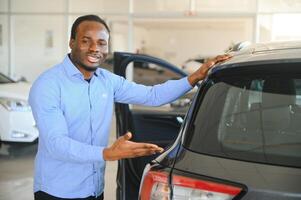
[214,41,301,71]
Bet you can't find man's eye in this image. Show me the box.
[82,40,89,43]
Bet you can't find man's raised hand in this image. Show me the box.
[188,54,232,86]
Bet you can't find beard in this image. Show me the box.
[79,61,99,72]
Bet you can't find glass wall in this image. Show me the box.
[196,0,256,13]
[259,0,301,12]
[1,0,129,81]
[0,15,8,74]
[1,0,301,80]
[11,0,66,13]
[257,0,301,42]
[133,0,189,13]
[69,0,129,14]
[0,0,8,12]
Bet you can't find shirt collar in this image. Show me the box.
[94,68,101,77]
[63,54,100,78]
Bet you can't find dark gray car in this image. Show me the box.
[114,41,301,200]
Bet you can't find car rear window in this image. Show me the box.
[184,64,301,168]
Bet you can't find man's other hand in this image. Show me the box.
[188,54,232,86]
[103,132,164,161]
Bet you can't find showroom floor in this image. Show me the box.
[0,117,117,200]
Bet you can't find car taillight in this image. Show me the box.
[140,170,243,200]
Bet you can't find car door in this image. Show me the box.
[113,52,194,200]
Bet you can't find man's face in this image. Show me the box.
[69,21,109,71]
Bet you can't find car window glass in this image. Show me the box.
[186,73,301,167]
[294,80,301,105]
[130,61,194,112]
[133,61,181,85]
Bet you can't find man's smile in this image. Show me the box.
[86,54,100,63]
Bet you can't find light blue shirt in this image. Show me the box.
[29,55,192,198]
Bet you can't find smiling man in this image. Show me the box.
[29,15,230,200]
[69,18,109,77]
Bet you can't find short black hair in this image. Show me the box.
[70,14,110,40]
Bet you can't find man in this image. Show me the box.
[29,14,230,200]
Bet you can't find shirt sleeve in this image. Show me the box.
[29,75,104,163]
[110,72,193,106]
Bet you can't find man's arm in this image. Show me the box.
[110,55,231,106]
[103,132,163,161]
[29,76,161,163]
[111,75,192,106]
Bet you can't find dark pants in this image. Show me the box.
[34,191,104,200]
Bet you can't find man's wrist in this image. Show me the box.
[103,148,111,161]
[188,73,202,87]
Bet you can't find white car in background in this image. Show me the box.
[0,73,38,142]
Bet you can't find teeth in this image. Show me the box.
[87,56,99,63]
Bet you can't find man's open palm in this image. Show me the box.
[103,132,164,161]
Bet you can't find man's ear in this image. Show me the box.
[69,39,74,49]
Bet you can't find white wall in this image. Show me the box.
[12,15,67,81]
[111,22,129,52]
[134,19,253,66]
[133,26,150,54]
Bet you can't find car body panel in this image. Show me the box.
[115,41,301,200]
[174,45,301,199]
[173,148,301,199]
[0,73,38,142]
[0,82,31,100]
[221,41,301,67]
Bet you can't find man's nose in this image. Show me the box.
[89,42,99,52]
